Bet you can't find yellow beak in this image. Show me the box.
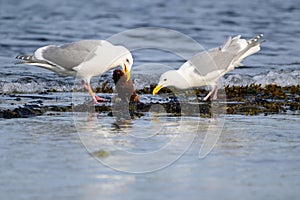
[152,84,163,95]
[123,64,130,81]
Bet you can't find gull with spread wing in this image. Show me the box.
[153,34,265,100]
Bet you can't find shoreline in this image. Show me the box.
[1,84,299,119]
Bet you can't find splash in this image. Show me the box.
[222,70,300,87]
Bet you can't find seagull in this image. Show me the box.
[153,34,265,100]
[16,40,133,103]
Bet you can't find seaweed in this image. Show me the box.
[1,79,299,119]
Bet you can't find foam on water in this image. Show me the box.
[222,69,300,86]
[132,69,300,90]
[0,81,75,94]
[1,69,299,94]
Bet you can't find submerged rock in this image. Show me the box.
[92,149,109,158]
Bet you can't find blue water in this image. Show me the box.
[1,114,299,199]
[0,0,299,93]
[0,0,300,199]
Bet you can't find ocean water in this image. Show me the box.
[0,113,299,199]
[0,0,299,199]
[0,0,299,93]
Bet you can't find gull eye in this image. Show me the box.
[126,58,129,63]
[163,78,167,81]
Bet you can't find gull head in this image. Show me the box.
[153,70,189,95]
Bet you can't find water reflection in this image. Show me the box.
[74,104,228,173]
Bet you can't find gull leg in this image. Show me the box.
[203,85,218,101]
[212,84,218,100]
[203,86,215,101]
[81,80,106,103]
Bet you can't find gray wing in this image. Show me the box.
[187,37,237,76]
[187,34,264,76]
[36,40,110,69]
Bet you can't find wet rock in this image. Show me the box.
[1,84,299,118]
[0,104,45,119]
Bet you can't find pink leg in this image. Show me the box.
[203,85,218,101]
[203,89,214,101]
[81,80,106,103]
[212,84,218,100]
[94,95,106,102]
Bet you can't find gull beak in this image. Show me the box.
[153,84,163,95]
[123,64,130,81]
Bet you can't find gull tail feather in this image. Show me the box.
[16,54,35,61]
[247,34,264,45]
[232,34,265,67]
[15,54,53,67]
[15,54,74,76]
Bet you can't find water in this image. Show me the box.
[0,0,299,93]
[0,114,299,199]
[0,0,300,199]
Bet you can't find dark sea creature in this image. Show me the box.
[113,69,139,103]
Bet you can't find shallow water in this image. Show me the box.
[0,114,299,199]
[1,0,300,199]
